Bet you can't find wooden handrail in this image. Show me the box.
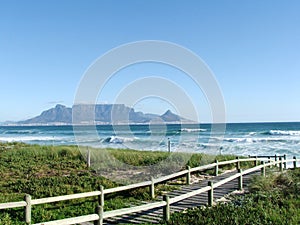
[0,201,27,209]
[155,169,188,183]
[104,181,151,194]
[31,214,99,225]
[31,191,101,205]
[169,186,211,204]
[248,155,285,158]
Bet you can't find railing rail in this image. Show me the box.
[1,155,298,225]
[31,191,102,205]
[32,214,100,225]
[0,201,27,210]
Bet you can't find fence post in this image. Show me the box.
[94,205,103,225]
[293,156,297,169]
[163,195,170,221]
[99,185,104,207]
[150,177,155,199]
[261,161,266,177]
[87,147,91,168]
[236,157,240,170]
[167,138,171,153]
[283,154,287,170]
[238,169,243,190]
[254,156,258,166]
[279,157,283,172]
[186,166,191,185]
[25,194,31,224]
[275,154,277,167]
[208,181,214,206]
[214,160,219,176]
[268,156,271,168]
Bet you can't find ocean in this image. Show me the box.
[0,122,300,159]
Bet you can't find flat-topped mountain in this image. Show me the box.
[21,104,72,124]
[18,104,193,125]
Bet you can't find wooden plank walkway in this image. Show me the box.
[96,170,259,225]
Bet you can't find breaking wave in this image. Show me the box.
[223,136,300,143]
[266,130,300,136]
[101,136,137,144]
[180,128,207,132]
[0,136,57,142]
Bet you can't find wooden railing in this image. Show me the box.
[0,155,298,225]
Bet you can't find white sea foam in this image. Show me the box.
[181,128,207,132]
[3,130,38,135]
[102,136,137,144]
[269,130,300,136]
[224,137,254,143]
[0,136,57,142]
[223,136,300,143]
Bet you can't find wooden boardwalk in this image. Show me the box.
[99,170,258,225]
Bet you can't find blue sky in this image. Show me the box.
[0,0,300,123]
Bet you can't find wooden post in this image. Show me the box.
[254,156,258,166]
[186,166,191,185]
[208,181,213,206]
[236,157,240,170]
[25,194,31,224]
[261,161,266,177]
[87,147,91,168]
[150,177,155,199]
[238,169,243,190]
[268,156,271,168]
[293,156,297,169]
[93,189,106,225]
[214,160,219,176]
[163,195,170,221]
[167,138,171,153]
[275,154,277,167]
[283,154,287,170]
[279,157,283,172]
[94,205,103,225]
[99,185,104,207]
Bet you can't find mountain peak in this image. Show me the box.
[163,109,173,115]
[55,104,66,109]
[161,110,181,122]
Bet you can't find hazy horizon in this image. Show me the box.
[1,103,300,125]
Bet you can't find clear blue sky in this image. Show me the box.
[1,0,300,123]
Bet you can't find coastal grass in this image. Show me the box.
[0,142,241,224]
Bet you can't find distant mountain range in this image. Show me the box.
[13,104,193,125]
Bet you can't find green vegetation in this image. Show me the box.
[163,168,300,225]
[0,142,115,224]
[0,142,239,224]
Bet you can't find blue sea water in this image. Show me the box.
[0,122,300,159]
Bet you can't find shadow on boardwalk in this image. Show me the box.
[98,170,258,225]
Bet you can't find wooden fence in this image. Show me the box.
[0,155,298,225]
